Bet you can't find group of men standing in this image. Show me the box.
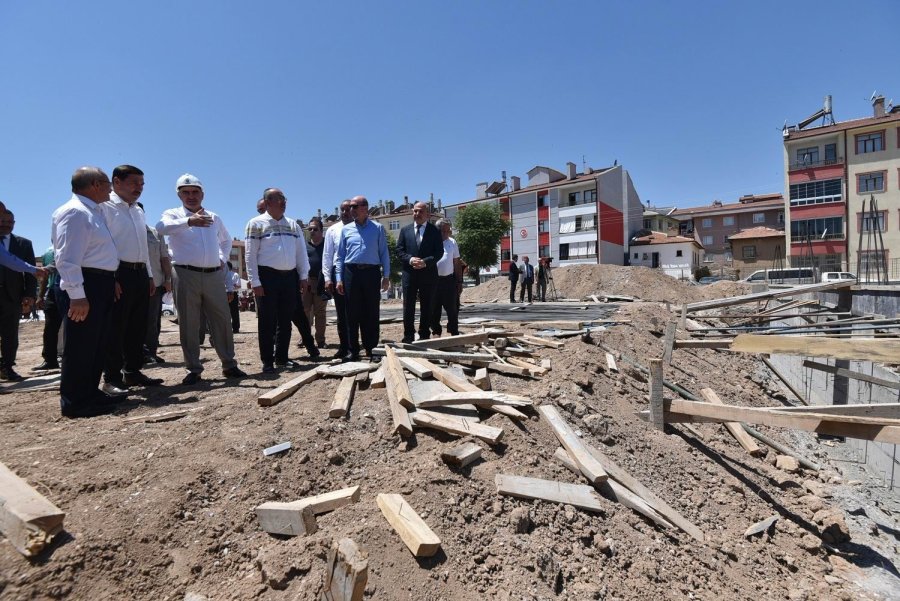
[508,254,551,303]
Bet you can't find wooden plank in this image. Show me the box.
[410,332,488,349]
[494,473,605,513]
[803,360,900,391]
[440,442,483,467]
[322,537,367,601]
[289,485,361,515]
[662,321,676,364]
[330,377,357,418]
[258,369,321,406]
[409,409,504,445]
[537,405,608,484]
[472,368,491,390]
[399,357,432,379]
[317,362,378,378]
[520,334,564,349]
[121,406,204,424]
[506,357,548,375]
[699,388,762,456]
[684,280,853,312]
[648,359,665,431]
[373,348,494,362]
[605,353,618,372]
[486,361,531,377]
[416,391,531,408]
[0,462,66,557]
[673,339,734,349]
[369,367,385,389]
[255,502,317,536]
[414,358,526,420]
[730,335,900,363]
[666,399,900,444]
[375,494,441,558]
[383,347,414,409]
[771,403,900,419]
[384,385,413,438]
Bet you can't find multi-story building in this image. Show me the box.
[672,193,785,263]
[642,205,680,234]
[445,161,643,275]
[782,95,900,279]
[369,197,443,236]
[727,226,787,277]
[629,231,702,280]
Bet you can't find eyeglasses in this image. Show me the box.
[308,228,320,232]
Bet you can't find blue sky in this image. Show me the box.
[1,0,897,247]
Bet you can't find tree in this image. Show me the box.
[385,232,403,286]
[455,202,511,285]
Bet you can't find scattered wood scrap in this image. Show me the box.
[495,473,605,513]
[441,441,482,468]
[472,368,491,390]
[369,367,385,389]
[0,462,66,557]
[399,357,432,379]
[318,362,379,378]
[255,486,361,537]
[384,347,415,436]
[330,376,357,418]
[537,405,607,484]
[410,409,504,445]
[605,353,618,372]
[322,538,368,601]
[699,388,762,456]
[376,493,441,557]
[410,332,489,349]
[121,406,204,424]
[258,369,321,407]
[744,515,778,538]
[416,391,531,408]
[729,334,900,363]
[802,360,900,391]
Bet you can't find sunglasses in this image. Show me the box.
[308,228,320,232]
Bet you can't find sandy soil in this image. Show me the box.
[1,267,897,600]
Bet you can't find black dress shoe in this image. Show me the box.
[33,360,60,371]
[306,347,320,359]
[222,367,247,378]
[401,337,414,344]
[0,367,24,382]
[61,402,116,418]
[275,360,300,370]
[182,372,202,385]
[341,353,360,363]
[331,349,348,359]
[124,371,163,387]
[262,363,276,374]
[93,391,128,404]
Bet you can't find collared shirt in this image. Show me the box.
[436,237,460,277]
[156,206,231,269]
[51,194,120,300]
[146,226,170,287]
[322,221,346,283]
[228,270,242,292]
[100,192,153,278]
[335,218,390,283]
[41,246,59,289]
[307,239,324,279]
[244,212,309,286]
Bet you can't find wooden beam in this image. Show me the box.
[384,385,413,438]
[648,359,665,431]
[399,357,432,379]
[416,391,531,408]
[699,388,762,456]
[410,332,488,349]
[322,538,367,601]
[255,502,317,536]
[803,360,900,391]
[605,353,618,372]
[730,335,900,363]
[472,368,491,390]
[290,485,361,515]
[506,357,548,375]
[441,442,482,467]
[772,403,900,419]
[486,361,532,377]
[409,409,504,445]
[495,473,605,513]
[684,280,852,312]
[383,347,414,409]
[258,369,321,406]
[662,321,676,364]
[369,366,385,389]
[373,348,494,362]
[673,339,734,349]
[330,377,357,418]
[414,357,526,420]
[519,334,564,349]
[537,405,607,484]
[0,462,65,557]
[121,406,204,424]
[376,494,441,558]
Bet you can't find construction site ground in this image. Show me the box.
[1,264,898,600]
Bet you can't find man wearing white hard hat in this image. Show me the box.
[156,174,246,385]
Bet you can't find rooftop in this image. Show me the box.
[631,231,702,247]
[672,193,783,217]
[785,109,900,141]
[727,226,786,241]
[447,166,614,208]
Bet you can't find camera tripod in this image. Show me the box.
[545,264,558,301]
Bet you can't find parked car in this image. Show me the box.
[821,271,857,283]
[744,268,815,284]
[161,302,176,316]
[698,276,723,285]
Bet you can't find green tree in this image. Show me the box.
[386,232,403,285]
[455,202,511,285]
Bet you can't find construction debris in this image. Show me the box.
[376,493,441,558]
[0,462,66,557]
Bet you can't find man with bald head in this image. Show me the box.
[396,201,443,343]
[52,167,121,417]
[335,196,390,361]
[245,187,311,372]
[322,200,353,358]
[256,198,266,215]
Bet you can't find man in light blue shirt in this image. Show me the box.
[335,196,390,361]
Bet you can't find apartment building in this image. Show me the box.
[783,95,900,279]
[672,193,785,262]
[444,161,643,275]
[727,226,786,277]
[642,205,680,234]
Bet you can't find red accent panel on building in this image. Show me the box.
[789,240,846,256]
[788,164,844,183]
[538,206,549,219]
[500,236,510,250]
[539,232,550,246]
[790,203,846,219]
[598,202,624,246]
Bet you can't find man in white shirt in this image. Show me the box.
[157,174,246,385]
[430,219,462,337]
[245,187,311,373]
[52,167,122,417]
[141,202,172,364]
[322,200,352,359]
[100,165,163,391]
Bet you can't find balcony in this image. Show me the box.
[788,156,844,172]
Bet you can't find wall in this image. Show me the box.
[630,242,696,279]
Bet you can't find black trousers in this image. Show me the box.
[229,293,240,333]
[144,287,163,354]
[509,279,518,303]
[519,280,533,303]
[0,293,21,368]
[343,265,381,355]
[42,285,62,363]
[257,267,297,364]
[401,270,437,341]
[431,275,459,336]
[331,267,348,354]
[59,271,115,413]
[104,265,150,382]
[290,287,316,353]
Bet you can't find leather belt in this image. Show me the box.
[175,264,221,273]
[259,266,296,275]
[82,267,116,276]
[347,264,379,270]
[118,261,146,271]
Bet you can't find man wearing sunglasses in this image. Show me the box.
[303,216,328,349]
[322,200,352,359]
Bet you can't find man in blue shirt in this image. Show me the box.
[335,196,390,361]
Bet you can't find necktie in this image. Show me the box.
[415,224,422,248]
[1,236,7,250]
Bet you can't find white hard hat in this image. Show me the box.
[175,173,203,191]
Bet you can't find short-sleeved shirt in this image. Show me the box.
[436,237,460,277]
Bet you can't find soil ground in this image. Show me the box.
[1,264,898,600]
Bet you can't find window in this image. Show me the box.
[723,216,735,226]
[643,219,652,229]
[642,253,648,260]
[701,218,712,228]
[539,245,550,258]
[501,249,511,261]
[856,131,884,154]
[584,189,597,203]
[389,220,400,231]
[559,244,569,260]
[538,219,549,233]
[857,171,885,193]
[790,216,844,242]
[789,178,842,206]
[702,235,713,245]
[753,213,765,224]
[824,143,837,163]
[574,216,582,230]
[796,146,819,165]
[633,253,638,259]
[777,211,785,224]
[859,211,887,232]
[567,192,581,207]
[538,194,548,208]
[675,250,683,257]
[742,245,757,260]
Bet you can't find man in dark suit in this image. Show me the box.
[0,211,37,381]
[519,255,535,303]
[396,201,444,343]
[508,254,520,303]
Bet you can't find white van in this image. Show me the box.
[743,268,815,284]
[820,272,856,283]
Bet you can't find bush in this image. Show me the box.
[693,266,711,281]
